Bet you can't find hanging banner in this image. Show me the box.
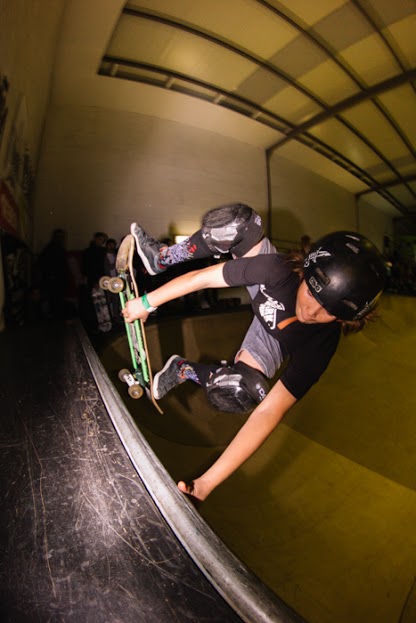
[0,74,9,149]
[1,93,34,243]
[0,179,20,237]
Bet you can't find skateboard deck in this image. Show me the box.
[92,285,112,332]
[100,235,162,414]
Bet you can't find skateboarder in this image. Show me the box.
[122,204,386,502]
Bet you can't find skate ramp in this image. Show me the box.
[101,295,416,623]
[1,321,260,623]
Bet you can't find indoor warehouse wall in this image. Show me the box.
[34,103,393,255]
[357,198,395,250]
[0,0,65,178]
[268,153,393,251]
[33,106,268,253]
[0,0,65,329]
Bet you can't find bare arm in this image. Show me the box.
[122,262,228,322]
[178,379,297,501]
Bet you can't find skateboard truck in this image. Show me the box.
[118,368,143,399]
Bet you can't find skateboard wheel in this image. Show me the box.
[108,277,125,294]
[128,384,143,399]
[99,275,111,290]
[118,368,130,383]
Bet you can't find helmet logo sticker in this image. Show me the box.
[304,247,331,268]
[258,284,285,330]
[308,276,322,293]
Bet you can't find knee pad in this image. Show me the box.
[201,203,263,257]
[205,361,269,414]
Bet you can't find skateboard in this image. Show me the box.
[100,235,163,414]
[92,284,112,332]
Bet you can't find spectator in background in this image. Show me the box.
[104,238,117,278]
[66,248,85,320]
[81,231,108,332]
[83,232,108,288]
[35,228,69,320]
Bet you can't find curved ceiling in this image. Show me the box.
[98,0,416,218]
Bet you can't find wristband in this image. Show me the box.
[141,293,157,313]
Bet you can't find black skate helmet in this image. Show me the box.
[303,231,387,320]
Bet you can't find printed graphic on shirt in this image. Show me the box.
[258,284,285,330]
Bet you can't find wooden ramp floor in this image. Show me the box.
[0,321,245,623]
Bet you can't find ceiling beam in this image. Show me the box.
[108,5,416,215]
[356,174,416,196]
[267,68,416,151]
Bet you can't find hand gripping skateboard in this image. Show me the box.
[100,234,163,414]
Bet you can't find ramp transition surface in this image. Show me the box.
[101,294,416,623]
[1,321,299,623]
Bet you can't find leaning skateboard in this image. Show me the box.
[100,235,163,414]
[92,284,112,332]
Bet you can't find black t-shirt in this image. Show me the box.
[222,254,341,400]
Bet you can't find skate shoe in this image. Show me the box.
[153,355,186,400]
[130,222,166,275]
